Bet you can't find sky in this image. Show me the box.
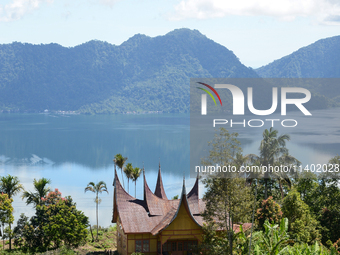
[0,0,339,67]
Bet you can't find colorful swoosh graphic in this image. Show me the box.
[197,82,223,106]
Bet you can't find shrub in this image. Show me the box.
[256,196,282,231]
[282,189,320,244]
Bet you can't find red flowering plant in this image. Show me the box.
[40,188,72,207]
[256,196,283,231]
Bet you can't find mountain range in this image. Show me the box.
[256,35,340,78]
[0,29,339,113]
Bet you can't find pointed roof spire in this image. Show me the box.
[143,165,147,202]
[112,166,136,223]
[182,173,186,194]
[154,162,168,200]
[187,173,200,215]
[150,171,201,235]
[143,166,171,215]
[187,173,199,199]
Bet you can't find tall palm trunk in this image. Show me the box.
[264,177,268,199]
[135,181,136,198]
[9,223,11,250]
[96,194,99,241]
[264,159,269,199]
[279,180,284,199]
[2,223,4,249]
[121,169,125,189]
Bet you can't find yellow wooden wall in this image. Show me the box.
[126,233,158,255]
[161,200,203,244]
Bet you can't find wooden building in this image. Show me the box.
[112,165,250,255]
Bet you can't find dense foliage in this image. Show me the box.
[199,128,340,255]
[0,193,14,238]
[281,189,320,244]
[14,185,89,252]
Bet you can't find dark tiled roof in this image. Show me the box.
[143,172,173,216]
[150,206,178,235]
[112,168,251,235]
[112,170,166,233]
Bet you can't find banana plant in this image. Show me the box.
[252,218,294,255]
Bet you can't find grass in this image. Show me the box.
[74,225,117,254]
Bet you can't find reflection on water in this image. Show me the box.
[0,109,340,226]
[0,113,190,171]
[0,113,191,226]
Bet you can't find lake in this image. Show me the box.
[0,109,340,227]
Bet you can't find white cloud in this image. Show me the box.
[172,0,340,24]
[97,0,121,7]
[0,0,54,22]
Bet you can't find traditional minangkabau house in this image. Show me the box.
[112,165,251,255]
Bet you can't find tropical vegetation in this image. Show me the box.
[131,167,142,198]
[114,154,128,188]
[198,127,340,255]
[84,181,109,241]
[21,178,51,207]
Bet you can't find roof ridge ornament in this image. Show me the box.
[182,172,186,195]
[154,162,168,200]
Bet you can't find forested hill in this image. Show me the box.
[256,35,340,78]
[0,28,258,114]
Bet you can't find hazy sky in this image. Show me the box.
[0,0,339,67]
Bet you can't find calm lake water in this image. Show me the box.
[1,110,340,227]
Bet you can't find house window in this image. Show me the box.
[183,241,188,251]
[163,242,172,251]
[178,242,183,251]
[135,240,142,252]
[135,240,149,252]
[143,240,150,252]
[172,242,177,251]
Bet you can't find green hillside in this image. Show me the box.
[256,35,340,78]
[0,29,258,114]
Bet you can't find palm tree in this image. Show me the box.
[259,127,290,199]
[0,175,24,199]
[84,181,108,240]
[123,163,134,194]
[114,154,127,189]
[275,153,301,199]
[22,178,51,207]
[0,175,24,250]
[131,167,141,198]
